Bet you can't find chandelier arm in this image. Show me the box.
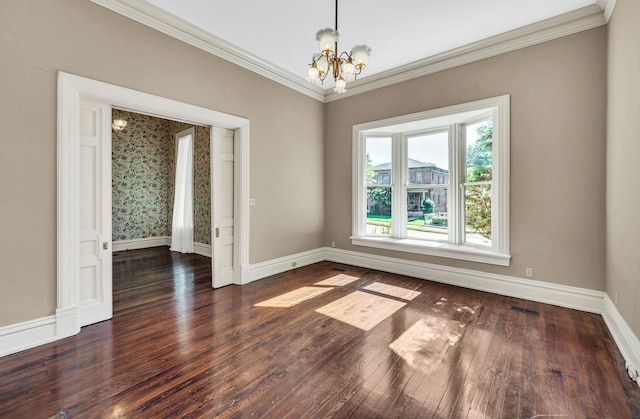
[306,0,368,93]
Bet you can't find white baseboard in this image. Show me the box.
[324,247,604,313]
[112,236,170,251]
[113,237,211,258]
[4,244,639,383]
[194,242,212,258]
[602,294,640,388]
[0,315,58,357]
[0,306,81,358]
[245,248,327,284]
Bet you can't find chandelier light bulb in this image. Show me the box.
[306,0,371,94]
[351,45,372,68]
[342,61,355,82]
[316,55,329,75]
[316,28,339,54]
[307,66,320,84]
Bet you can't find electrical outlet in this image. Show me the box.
[614,291,618,306]
[331,241,336,248]
[525,267,533,278]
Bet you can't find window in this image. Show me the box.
[352,95,510,266]
[171,127,195,253]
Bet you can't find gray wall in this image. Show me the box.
[606,0,640,339]
[0,0,325,326]
[324,27,607,290]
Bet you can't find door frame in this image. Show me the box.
[57,72,250,338]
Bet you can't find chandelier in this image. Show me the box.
[306,0,371,94]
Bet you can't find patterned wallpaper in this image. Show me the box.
[112,110,172,241]
[112,109,211,245]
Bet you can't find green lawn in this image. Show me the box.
[366,216,447,234]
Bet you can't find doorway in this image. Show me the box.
[111,110,212,257]
[57,72,250,337]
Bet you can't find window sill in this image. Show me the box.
[350,236,511,266]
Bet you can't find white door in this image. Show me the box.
[78,99,112,326]
[212,127,235,288]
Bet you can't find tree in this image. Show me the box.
[369,187,391,216]
[422,198,435,214]
[365,153,376,185]
[465,124,492,239]
[366,153,392,216]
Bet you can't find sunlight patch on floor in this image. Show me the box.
[363,282,421,301]
[315,291,406,331]
[389,318,463,372]
[315,273,360,286]
[255,286,334,308]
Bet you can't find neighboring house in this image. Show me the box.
[371,158,449,215]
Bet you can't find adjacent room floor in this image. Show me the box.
[1,247,639,417]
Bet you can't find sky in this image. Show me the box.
[367,131,450,169]
[366,122,487,170]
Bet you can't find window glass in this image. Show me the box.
[406,132,449,241]
[407,132,449,184]
[464,121,493,247]
[407,187,449,241]
[465,122,492,182]
[366,137,392,236]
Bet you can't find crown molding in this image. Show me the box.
[596,0,618,21]
[90,1,606,103]
[89,0,326,101]
[325,4,606,102]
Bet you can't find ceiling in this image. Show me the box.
[95,0,610,99]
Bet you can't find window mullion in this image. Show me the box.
[354,133,366,237]
[392,134,406,238]
[448,124,462,244]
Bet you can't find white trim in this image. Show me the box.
[57,72,250,338]
[244,248,327,285]
[235,125,251,285]
[597,0,618,22]
[0,316,57,357]
[324,5,606,102]
[112,236,170,252]
[350,236,511,266]
[352,95,510,265]
[55,306,79,340]
[6,245,640,381]
[112,238,211,257]
[88,1,605,103]
[602,294,640,388]
[88,0,325,102]
[324,247,602,313]
[194,242,212,258]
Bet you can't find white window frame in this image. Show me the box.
[352,95,511,266]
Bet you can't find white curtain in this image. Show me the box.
[170,133,194,253]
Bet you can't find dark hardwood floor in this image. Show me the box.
[1,247,639,418]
